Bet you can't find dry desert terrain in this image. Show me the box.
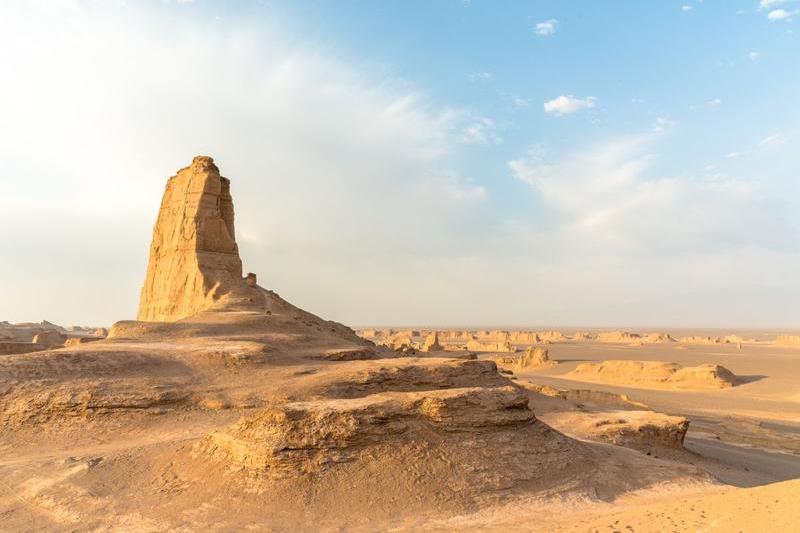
[1,157,798,531]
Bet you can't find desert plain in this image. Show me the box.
[1,157,799,531]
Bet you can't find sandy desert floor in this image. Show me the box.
[3,330,799,531]
[517,337,800,483]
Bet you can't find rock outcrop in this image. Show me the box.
[569,360,737,390]
[492,346,552,371]
[137,156,249,322]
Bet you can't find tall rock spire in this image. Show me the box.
[137,156,246,322]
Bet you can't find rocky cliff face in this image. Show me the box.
[138,156,246,322]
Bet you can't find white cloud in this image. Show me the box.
[469,71,493,82]
[534,19,558,36]
[681,5,693,11]
[543,95,596,116]
[508,137,793,254]
[749,51,761,60]
[709,98,722,107]
[758,133,780,146]
[652,116,675,133]
[768,8,793,20]
[723,132,784,160]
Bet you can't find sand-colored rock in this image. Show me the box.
[680,335,723,345]
[137,156,250,322]
[195,386,536,477]
[569,360,737,389]
[420,332,444,352]
[508,331,539,344]
[491,347,552,372]
[537,330,567,343]
[31,330,67,348]
[642,332,676,343]
[440,330,474,342]
[552,410,689,452]
[466,338,516,353]
[475,330,510,342]
[64,336,103,347]
[776,335,800,348]
[597,331,641,343]
[572,331,593,340]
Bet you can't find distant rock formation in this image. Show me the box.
[31,330,66,348]
[776,335,800,348]
[597,331,641,343]
[466,338,516,353]
[642,332,676,344]
[569,360,737,390]
[537,330,567,343]
[137,156,250,322]
[679,335,723,345]
[492,346,552,371]
[420,332,443,352]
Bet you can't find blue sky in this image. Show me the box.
[0,0,798,328]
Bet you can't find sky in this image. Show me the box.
[0,0,798,328]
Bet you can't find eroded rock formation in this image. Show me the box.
[137,156,248,322]
[569,360,737,389]
[420,332,444,352]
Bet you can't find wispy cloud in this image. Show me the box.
[768,8,795,20]
[652,116,675,133]
[749,51,761,60]
[543,95,596,116]
[709,98,722,107]
[534,19,558,36]
[758,133,781,146]
[509,136,791,252]
[461,118,502,145]
[681,5,693,12]
[760,0,788,10]
[512,96,530,108]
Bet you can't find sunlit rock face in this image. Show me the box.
[137,156,245,322]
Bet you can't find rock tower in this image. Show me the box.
[137,156,247,322]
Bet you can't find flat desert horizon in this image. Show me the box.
[2,1,799,532]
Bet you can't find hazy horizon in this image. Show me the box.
[1,1,798,328]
